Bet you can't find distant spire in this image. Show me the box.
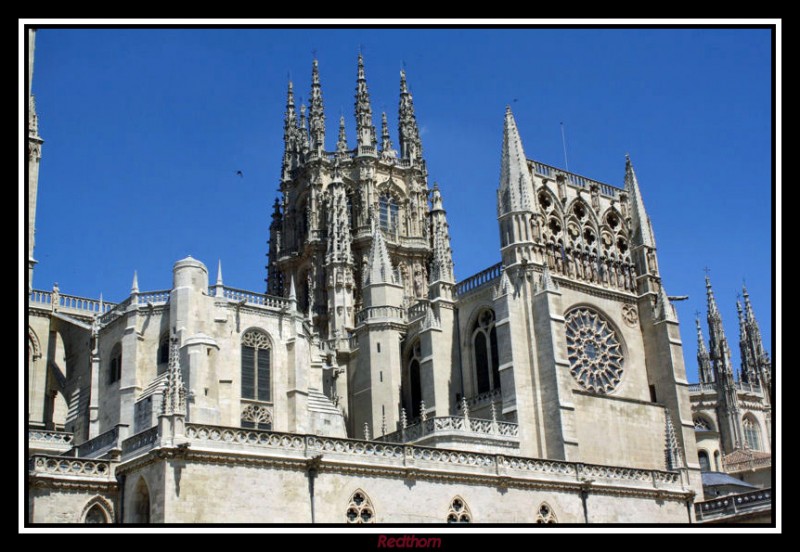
[299,103,309,153]
[705,275,735,384]
[354,54,377,152]
[696,317,714,384]
[737,300,757,383]
[365,227,395,286]
[308,58,325,154]
[624,155,656,249]
[284,80,297,139]
[398,69,422,162]
[336,115,348,154]
[380,112,395,156]
[281,81,299,182]
[131,270,139,294]
[162,333,186,416]
[498,106,533,216]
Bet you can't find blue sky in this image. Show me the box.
[25,26,774,383]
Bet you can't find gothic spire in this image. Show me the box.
[696,317,714,384]
[354,54,377,152]
[308,59,325,155]
[131,270,139,294]
[365,227,395,285]
[741,285,769,389]
[299,103,309,153]
[398,69,422,162]
[380,112,395,156]
[337,115,348,155]
[429,183,454,283]
[705,275,735,384]
[624,155,657,249]
[498,106,533,216]
[284,80,297,140]
[737,300,756,384]
[162,333,186,416]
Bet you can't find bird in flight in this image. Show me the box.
[235,170,244,178]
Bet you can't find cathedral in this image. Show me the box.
[26,30,772,524]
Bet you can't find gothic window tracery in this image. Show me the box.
[379,192,399,234]
[472,309,500,395]
[693,417,712,431]
[535,502,557,523]
[241,329,272,405]
[565,307,624,394]
[446,496,472,523]
[346,489,375,523]
[743,416,761,451]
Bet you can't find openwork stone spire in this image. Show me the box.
[162,334,186,416]
[398,69,422,162]
[380,112,395,157]
[498,106,533,215]
[624,155,657,249]
[705,276,734,384]
[365,227,395,285]
[696,317,714,384]
[336,115,348,155]
[737,300,757,384]
[308,59,325,155]
[354,54,377,151]
[429,184,455,283]
[741,285,770,388]
[281,81,299,182]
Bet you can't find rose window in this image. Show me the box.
[565,308,624,394]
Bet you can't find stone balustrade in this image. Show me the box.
[380,416,519,445]
[694,488,772,521]
[406,299,430,321]
[137,290,170,304]
[219,287,291,309]
[29,455,116,480]
[30,289,116,315]
[455,262,503,296]
[532,161,622,199]
[356,305,406,325]
[121,426,159,456]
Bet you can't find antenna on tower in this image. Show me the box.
[560,121,570,171]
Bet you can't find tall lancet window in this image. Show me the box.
[379,193,398,234]
[743,416,761,451]
[472,309,500,395]
[241,330,272,403]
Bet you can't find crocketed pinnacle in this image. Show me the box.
[498,106,533,215]
[355,54,377,150]
[624,155,656,249]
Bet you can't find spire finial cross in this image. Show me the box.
[694,310,702,319]
[703,266,711,276]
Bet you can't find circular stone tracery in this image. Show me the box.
[565,308,624,394]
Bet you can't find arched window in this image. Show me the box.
[379,193,398,234]
[472,309,500,395]
[241,330,271,404]
[82,497,113,524]
[157,333,169,373]
[693,417,712,431]
[406,341,423,420]
[346,489,375,524]
[84,504,109,524]
[535,502,557,524]
[743,416,761,451]
[446,496,471,523]
[108,343,122,385]
[698,450,711,471]
[131,477,150,523]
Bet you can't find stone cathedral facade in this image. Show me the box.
[29,34,766,524]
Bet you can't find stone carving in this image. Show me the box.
[536,502,557,523]
[565,307,624,394]
[346,489,375,523]
[446,496,472,523]
[622,304,638,327]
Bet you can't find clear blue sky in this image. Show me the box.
[26,26,774,383]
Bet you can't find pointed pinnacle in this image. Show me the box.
[131,270,139,294]
[216,259,223,287]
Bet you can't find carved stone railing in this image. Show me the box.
[532,161,622,199]
[357,145,377,156]
[98,298,132,325]
[695,488,772,522]
[219,286,290,310]
[29,455,116,480]
[76,425,124,457]
[28,429,74,454]
[458,388,502,411]
[177,424,683,495]
[735,381,762,394]
[723,454,772,473]
[379,415,519,445]
[186,423,306,453]
[136,290,170,305]
[406,299,430,321]
[455,262,503,297]
[30,289,116,315]
[121,426,159,456]
[356,305,406,325]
